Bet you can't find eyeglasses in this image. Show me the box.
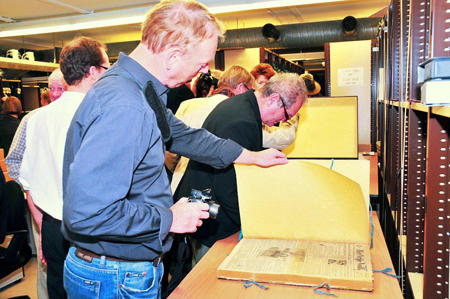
[241,83,250,91]
[279,96,290,121]
[98,65,109,71]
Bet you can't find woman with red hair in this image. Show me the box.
[250,63,276,89]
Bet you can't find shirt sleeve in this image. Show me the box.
[5,114,30,186]
[262,112,300,150]
[166,109,243,168]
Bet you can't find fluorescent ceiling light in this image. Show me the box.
[0,0,346,38]
[0,16,147,37]
[209,0,346,14]
[0,7,150,38]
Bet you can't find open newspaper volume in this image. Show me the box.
[217,161,373,291]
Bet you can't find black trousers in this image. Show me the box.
[162,234,193,299]
[41,214,70,299]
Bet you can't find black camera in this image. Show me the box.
[196,71,219,97]
[188,188,220,219]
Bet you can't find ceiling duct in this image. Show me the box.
[219,17,380,50]
[342,16,358,35]
[262,23,281,42]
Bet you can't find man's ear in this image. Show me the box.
[166,47,183,71]
[87,66,100,81]
[266,93,280,107]
[236,83,246,94]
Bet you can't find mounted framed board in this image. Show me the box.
[282,96,358,159]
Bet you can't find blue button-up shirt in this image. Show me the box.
[62,53,243,261]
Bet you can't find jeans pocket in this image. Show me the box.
[64,262,101,299]
[119,267,159,299]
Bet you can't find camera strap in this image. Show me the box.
[98,73,172,143]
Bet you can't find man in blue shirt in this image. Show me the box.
[20,36,109,299]
[62,0,288,298]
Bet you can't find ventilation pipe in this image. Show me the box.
[342,16,358,35]
[219,17,380,50]
[262,23,281,42]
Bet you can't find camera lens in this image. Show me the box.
[208,202,220,219]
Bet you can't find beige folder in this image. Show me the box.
[217,161,373,291]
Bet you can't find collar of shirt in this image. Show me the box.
[116,52,169,104]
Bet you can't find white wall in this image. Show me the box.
[330,40,372,145]
[224,48,261,71]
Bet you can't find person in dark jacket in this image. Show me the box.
[164,73,307,297]
[0,96,21,156]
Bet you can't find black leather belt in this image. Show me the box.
[75,247,162,267]
[43,212,62,223]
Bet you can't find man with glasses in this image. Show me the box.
[170,73,307,291]
[166,65,255,191]
[18,36,109,299]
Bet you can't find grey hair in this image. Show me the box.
[259,73,308,108]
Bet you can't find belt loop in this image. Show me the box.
[153,256,162,267]
[100,255,106,267]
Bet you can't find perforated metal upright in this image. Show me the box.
[391,0,412,260]
[424,113,450,298]
[404,0,430,276]
[398,106,409,235]
[388,0,403,103]
[406,106,427,274]
[421,1,450,298]
[408,0,430,103]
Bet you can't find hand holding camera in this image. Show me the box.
[188,188,220,219]
[195,71,219,97]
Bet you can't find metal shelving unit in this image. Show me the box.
[378,0,450,298]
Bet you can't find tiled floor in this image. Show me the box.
[0,257,38,299]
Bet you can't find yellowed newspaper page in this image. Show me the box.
[218,238,373,291]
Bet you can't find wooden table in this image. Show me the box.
[169,214,403,299]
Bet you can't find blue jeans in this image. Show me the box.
[64,247,164,299]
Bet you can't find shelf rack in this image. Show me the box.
[377,0,450,298]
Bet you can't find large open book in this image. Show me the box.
[217,161,373,291]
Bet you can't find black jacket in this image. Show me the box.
[0,114,20,156]
[175,90,263,247]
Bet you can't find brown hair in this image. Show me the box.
[141,0,225,54]
[40,91,51,105]
[59,36,107,86]
[2,96,22,115]
[250,63,276,80]
[218,65,254,90]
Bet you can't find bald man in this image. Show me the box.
[48,69,68,102]
[6,68,67,181]
[5,68,67,299]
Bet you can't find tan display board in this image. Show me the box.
[282,97,358,158]
[217,162,373,291]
